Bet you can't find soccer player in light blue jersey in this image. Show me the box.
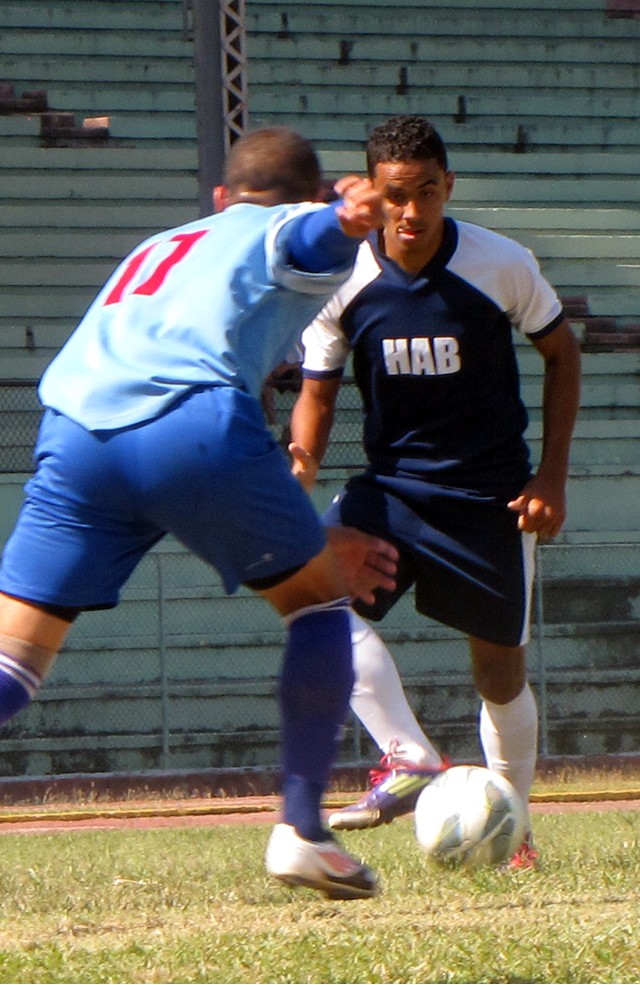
[0,127,399,900]
[291,116,581,868]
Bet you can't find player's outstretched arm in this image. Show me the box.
[508,320,581,539]
[285,177,383,274]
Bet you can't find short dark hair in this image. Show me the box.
[366,115,449,176]
[224,127,322,202]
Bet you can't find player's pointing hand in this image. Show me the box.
[333,175,384,238]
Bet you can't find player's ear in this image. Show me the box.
[213,185,229,213]
[444,170,456,201]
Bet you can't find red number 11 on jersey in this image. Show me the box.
[103,230,208,305]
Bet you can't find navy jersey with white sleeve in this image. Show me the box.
[302,218,564,498]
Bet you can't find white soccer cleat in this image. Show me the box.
[265,822,379,900]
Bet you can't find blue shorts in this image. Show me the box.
[323,473,536,647]
[0,386,326,609]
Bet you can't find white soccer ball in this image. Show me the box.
[414,765,526,869]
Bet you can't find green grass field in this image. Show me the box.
[0,801,639,984]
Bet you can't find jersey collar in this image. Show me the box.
[370,217,458,281]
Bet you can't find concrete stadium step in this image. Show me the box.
[248,0,640,155]
[7,55,194,87]
[320,419,640,469]
[2,170,198,202]
[293,115,640,154]
[0,145,197,172]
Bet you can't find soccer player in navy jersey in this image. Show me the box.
[0,126,400,899]
[290,115,581,867]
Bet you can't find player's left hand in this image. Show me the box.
[325,525,398,605]
[507,475,567,539]
[288,442,319,493]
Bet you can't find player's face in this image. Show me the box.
[373,159,455,273]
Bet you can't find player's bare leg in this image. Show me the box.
[0,593,70,652]
[0,594,69,726]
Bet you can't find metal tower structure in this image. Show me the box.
[220,0,248,148]
[190,0,249,215]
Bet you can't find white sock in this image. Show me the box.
[350,612,443,768]
[479,683,538,830]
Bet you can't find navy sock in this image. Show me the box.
[0,653,41,726]
[281,775,328,843]
[279,601,354,842]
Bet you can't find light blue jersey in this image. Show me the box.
[1,196,364,609]
[39,202,350,431]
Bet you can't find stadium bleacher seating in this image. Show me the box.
[0,0,638,774]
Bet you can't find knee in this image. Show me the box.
[470,640,527,704]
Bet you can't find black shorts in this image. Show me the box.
[323,473,536,647]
